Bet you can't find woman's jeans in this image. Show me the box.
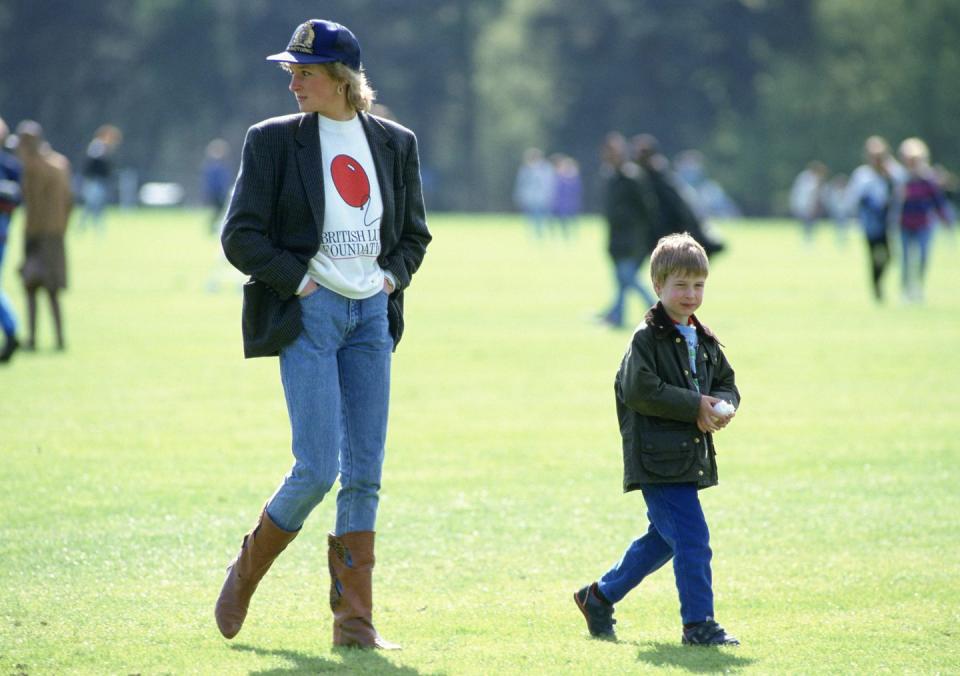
[80,179,108,230]
[597,483,714,625]
[266,285,392,536]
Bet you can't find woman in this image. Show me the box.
[215,19,430,650]
[78,124,121,232]
[16,121,73,351]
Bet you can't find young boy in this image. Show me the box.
[574,232,741,646]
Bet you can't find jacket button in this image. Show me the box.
[694,437,700,443]
[675,337,682,343]
[684,369,689,375]
[698,470,704,476]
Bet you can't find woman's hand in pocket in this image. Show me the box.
[299,279,320,298]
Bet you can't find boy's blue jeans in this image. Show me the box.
[266,285,392,536]
[597,482,714,625]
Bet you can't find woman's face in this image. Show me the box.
[287,64,344,117]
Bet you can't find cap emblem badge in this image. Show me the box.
[289,22,315,53]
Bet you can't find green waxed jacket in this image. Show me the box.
[615,302,740,492]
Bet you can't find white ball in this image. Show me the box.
[713,400,736,416]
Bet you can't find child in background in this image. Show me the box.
[897,138,954,303]
[574,232,741,646]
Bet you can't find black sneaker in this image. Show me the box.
[573,583,616,639]
[0,335,18,363]
[682,619,739,646]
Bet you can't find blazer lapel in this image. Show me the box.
[295,113,325,236]
[359,112,397,244]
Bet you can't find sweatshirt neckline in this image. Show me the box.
[317,113,360,133]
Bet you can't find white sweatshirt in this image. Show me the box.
[302,114,389,299]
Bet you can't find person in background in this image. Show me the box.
[896,137,954,303]
[0,117,23,362]
[673,150,741,220]
[214,18,430,650]
[821,173,851,246]
[631,135,725,258]
[598,132,657,328]
[843,136,904,302]
[789,161,828,243]
[78,124,121,233]
[202,138,232,235]
[550,153,582,238]
[16,121,73,351]
[513,147,555,237]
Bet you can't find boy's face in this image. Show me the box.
[655,272,707,324]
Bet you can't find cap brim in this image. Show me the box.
[265,51,338,64]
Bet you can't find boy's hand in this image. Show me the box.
[697,395,734,433]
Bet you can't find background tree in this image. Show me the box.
[0,0,956,214]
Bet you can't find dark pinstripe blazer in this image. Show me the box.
[221,111,431,358]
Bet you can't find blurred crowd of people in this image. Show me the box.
[790,135,957,303]
[0,112,236,366]
[595,132,731,328]
[511,135,738,329]
[512,147,583,238]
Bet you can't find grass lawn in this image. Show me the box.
[2,209,959,674]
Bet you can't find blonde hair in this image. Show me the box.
[322,62,375,112]
[281,61,375,112]
[650,232,709,288]
[898,137,930,165]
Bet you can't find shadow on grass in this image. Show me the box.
[231,643,443,675]
[636,641,756,673]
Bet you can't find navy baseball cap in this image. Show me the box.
[266,19,361,71]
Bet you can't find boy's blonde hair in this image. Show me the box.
[650,232,709,288]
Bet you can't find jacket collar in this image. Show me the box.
[645,302,719,343]
[292,110,394,149]
[292,111,396,236]
[358,111,395,151]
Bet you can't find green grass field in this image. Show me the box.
[2,210,959,675]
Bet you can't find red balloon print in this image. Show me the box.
[330,154,370,208]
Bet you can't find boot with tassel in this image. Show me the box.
[328,531,400,649]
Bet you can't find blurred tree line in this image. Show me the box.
[1,0,957,214]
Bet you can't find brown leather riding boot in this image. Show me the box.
[328,531,400,649]
[215,508,298,639]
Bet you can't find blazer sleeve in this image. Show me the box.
[381,131,431,291]
[221,125,307,300]
[616,332,702,423]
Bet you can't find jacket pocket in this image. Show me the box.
[638,428,698,478]
[241,278,302,358]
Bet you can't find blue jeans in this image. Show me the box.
[606,258,656,326]
[79,179,108,230]
[597,483,714,625]
[0,213,16,336]
[900,226,934,294]
[266,285,392,535]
